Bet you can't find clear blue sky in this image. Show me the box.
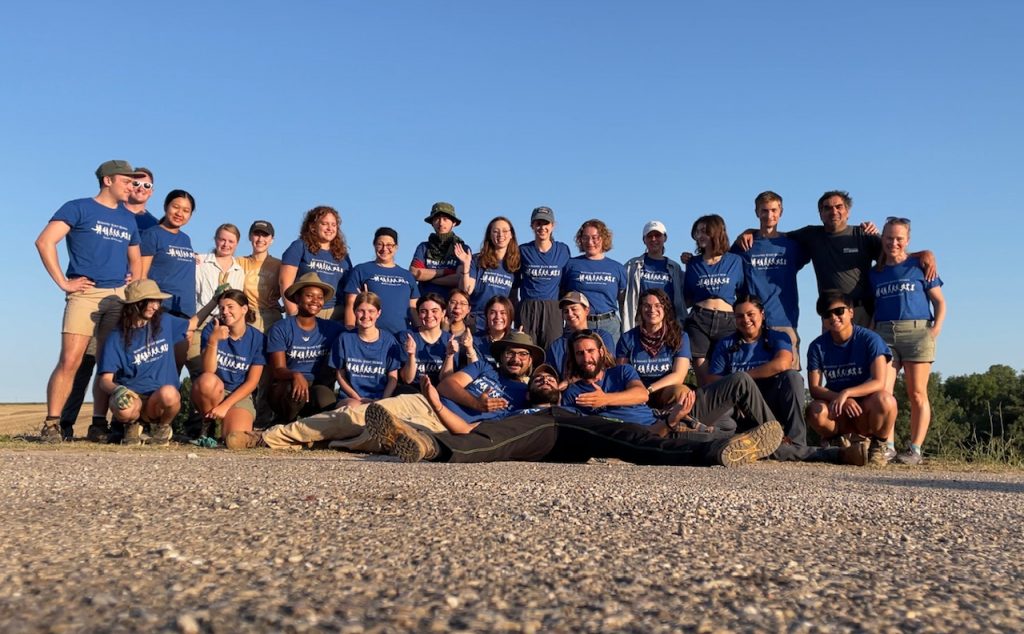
[2,1,1021,402]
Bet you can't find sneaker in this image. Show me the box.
[895,449,923,465]
[225,430,265,450]
[122,422,143,446]
[149,424,173,446]
[838,442,869,466]
[365,403,437,462]
[40,420,63,444]
[867,438,891,466]
[714,420,783,467]
[86,422,110,443]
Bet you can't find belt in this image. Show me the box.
[589,311,618,319]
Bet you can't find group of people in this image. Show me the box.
[35,160,946,469]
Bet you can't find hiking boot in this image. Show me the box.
[365,403,438,462]
[86,422,111,443]
[838,441,869,466]
[713,420,783,467]
[867,438,891,466]
[365,403,402,453]
[225,430,266,450]
[122,422,143,446]
[149,424,173,446]
[40,419,63,444]
[895,449,923,465]
[107,421,125,444]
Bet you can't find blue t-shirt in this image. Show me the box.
[518,241,571,302]
[561,256,627,315]
[467,255,515,321]
[869,258,943,322]
[410,240,464,297]
[266,316,344,382]
[684,252,750,307]
[440,360,530,423]
[709,330,793,376]
[51,198,141,288]
[141,225,196,315]
[281,239,353,310]
[561,365,655,425]
[615,328,692,387]
[731,235,808,328]
[98,313,189,395]
[545,328,615,379]
[344,262,420,335]
[200,321,267,392]
[807,326,892,393]
[638,255,675,303]
[475,335,500,370]
[133,210,160,232]
[400,330,451,383]
[330,331,403,399]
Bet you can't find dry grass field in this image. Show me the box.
[0,403,91,438]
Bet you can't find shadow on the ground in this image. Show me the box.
[863,476,1024,494]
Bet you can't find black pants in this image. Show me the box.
[432,407,721,466]
[516,299,563,350]
[60,353,96,431]
[268,379,337,423]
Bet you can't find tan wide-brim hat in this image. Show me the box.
[284,272,336,303]
[121,279,172,303]
[490,331,546,368]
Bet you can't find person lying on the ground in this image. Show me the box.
[225,332,550,450]
[805,291,897,466]
[363,377,784,467]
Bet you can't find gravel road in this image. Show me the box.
[1,445,1021,633]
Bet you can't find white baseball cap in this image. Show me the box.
[643,220,667,237]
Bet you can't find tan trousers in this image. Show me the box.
[261,394,448,453]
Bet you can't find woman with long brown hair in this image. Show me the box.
[279,205,352,319]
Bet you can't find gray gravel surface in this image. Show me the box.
[1,446,1022,633]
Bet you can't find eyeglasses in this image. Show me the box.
[448,301,470,308]
[885,216,911,226]
[490,229,512,237]
[504,349,532,359]
[131,181,153,190]
[820,306,848,319]
[375,242,397,250]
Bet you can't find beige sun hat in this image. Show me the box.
[121,279,172,303]
[284,272,336,303]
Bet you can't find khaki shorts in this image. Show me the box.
[874,320,935,364]
[223,389,257,419]
[63,286,126,338]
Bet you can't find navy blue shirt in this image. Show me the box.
[807,326,891,392]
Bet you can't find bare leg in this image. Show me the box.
[903,362,932,447]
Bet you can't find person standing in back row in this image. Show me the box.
[516,206,571,349]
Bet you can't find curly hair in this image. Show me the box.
[691,214,729,258]
[299,205,349,260]
[575,219,613,253]
[638,289,682,352]
[478,216,521,272]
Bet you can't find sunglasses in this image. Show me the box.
[885,216,911,226]
[820,306,848,319]
[132,181,154,190]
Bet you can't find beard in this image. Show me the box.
[576,363,600,381]
[528,383,561,406]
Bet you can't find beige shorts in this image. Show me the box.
[875,320,935,364]
[63,286,126,338]
[223,389,257,419]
